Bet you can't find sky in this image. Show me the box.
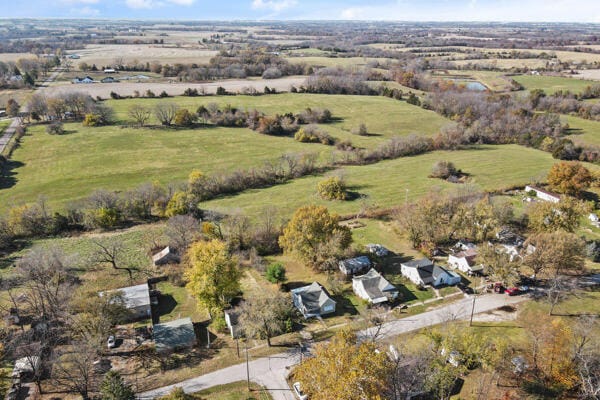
[4,0,600,22]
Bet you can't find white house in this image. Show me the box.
[352,269,398,304]
[589,213,599,223]
[401,259,461,287]
[448,248,483,275]
[525,185,560,203]
[104,68,117,74]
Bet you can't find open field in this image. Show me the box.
[108,93,448,145]
[0,88,34,108]
[71,44,219,67]
[0,121,329,211]
[0,93,448,211]
[285,56,394,68]
[451,58,549,70]
[575,69,600,81]
[562,115,600,146]
[192,381,272,400]
[0,52,37,63]
[202,145,567,219]
[512,74,596,94]
[39,76,307,98]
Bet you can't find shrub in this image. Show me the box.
[294,125,334,145]
[351,123,368,136]
[183,88,199,96]
[159,90,169,98]
[216,86,228,95]
[262,67,283,79]
[46,121,64,135]
[317,176,347,200]
[89,207,120,229]
[145,89,156,98]
[265,263,286,284]
[165,191,189,217]
[82,113,103,127]
[430,160,457,179]
[174,109,196,127]
[110,91,120,99]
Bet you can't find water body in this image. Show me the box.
[446,79,488,91]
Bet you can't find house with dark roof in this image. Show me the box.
[101,76,119,83]
[352,269,398,304]
[291,282,336,318]
[339,256,371,275]
[401,259,461,287]
[153,317,196,352]
[72,76,94,84]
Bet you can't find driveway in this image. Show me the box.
[140,292,529,399]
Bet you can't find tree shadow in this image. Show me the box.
[152,294,177,324]
[333,294,359,317]
[0,159,24,190]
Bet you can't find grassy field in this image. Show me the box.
[0,94,449,210]
[284,56,394,68]
[562,114,600,146]
[512,75,596,95]
[202,145,566,220]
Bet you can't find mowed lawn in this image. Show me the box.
[202,145,565,219]
[562,114,600,146]
[512,75,596,95]
[0,122,331,211]
[108,93,449,148]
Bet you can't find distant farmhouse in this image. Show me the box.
[525,185,560,203]
[100,76,119,83]
[352,269,398,304]
[291,282,336,318]
[72,76,94,84]
[339,256,371,275]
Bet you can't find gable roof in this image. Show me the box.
[432,265,452,280]
[153,317,196,351]
[353,269,397,303]
[292,282,335,316]
[402,258,434,269]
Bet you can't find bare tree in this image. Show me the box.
[92,240,140,284]
[52,342,98,400]
[154,102,179,126]
[239,292,292,347]
[128,104,152,127]
[165,214,200,252]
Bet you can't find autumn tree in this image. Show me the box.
[279,205,352,270]
[99,371,135,400]
[239,292,292,346]
[293,330,391,400]
[317,176,347,200]
[523,231,586,279]
[527,197,590,233]
[6,98,20,117]
[477,244,520,285]
[547,162,593,197]
[184,240,242,317]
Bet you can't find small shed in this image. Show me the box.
[152,246,178,266]
[339,256,371,275]
[153,317,196,352]
[224,310,242,338]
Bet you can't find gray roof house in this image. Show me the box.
[339,256,371,275]
[100,284,151,321]
[352,269,399,304]
[291,282,336,318]
[153,317,196,352]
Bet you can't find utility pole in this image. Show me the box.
[236,337,240,358]
[469,292,477,326]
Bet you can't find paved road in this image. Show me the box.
[140,293,528,399]
[0,70,60,154]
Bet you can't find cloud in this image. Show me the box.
[167,0,195,5]
[60,0,99,4]
[125,0,157,8]
[69,6,100,16]
[251,0,297,12]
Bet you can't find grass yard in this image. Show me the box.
[202,145,565,220]
[562,114,600,146]
[512,75,596,95]
[192,381,272,400]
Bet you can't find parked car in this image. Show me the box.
[505,287,520,296]
[107,335,116,349]
[518,285,530,293]
[493,282,505,293]
[457,283,474,294]
[292,382,308,400]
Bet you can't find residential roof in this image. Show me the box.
[453,248,478,262]
[152,246,174,264]
[102,284,150,310]
[292,282,335,316]
[353,269,397,303]
[153,317,196,351]
[401,258,434,269]
[525,185,561,199]
[433,265,453,280]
